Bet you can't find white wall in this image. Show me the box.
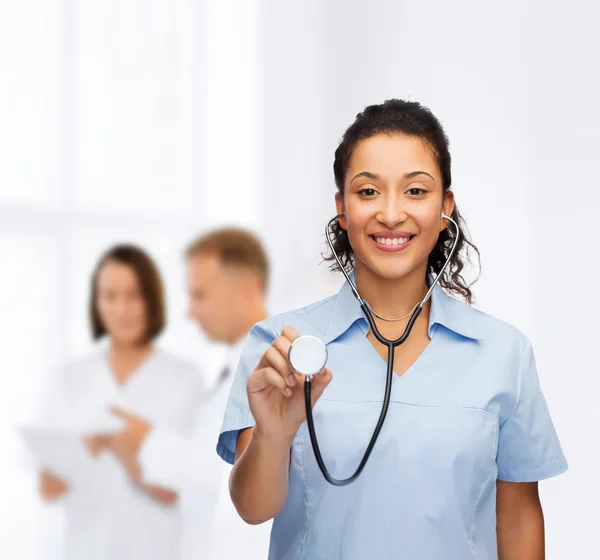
[521,2,600,555]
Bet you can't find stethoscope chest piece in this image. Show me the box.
[288,335,328,377]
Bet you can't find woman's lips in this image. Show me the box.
[369,234,415,252]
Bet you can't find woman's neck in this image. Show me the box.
[354,261,430,320]
[108,340,153,385]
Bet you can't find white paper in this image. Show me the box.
[18,425,123,498]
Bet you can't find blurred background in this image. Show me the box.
[1,0,598,558]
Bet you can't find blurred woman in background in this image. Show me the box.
[38,244,204,560]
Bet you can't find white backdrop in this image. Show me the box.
[1,0,597,558]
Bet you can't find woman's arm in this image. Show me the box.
[496,480,545,559]
[229,427,294,524]
[92,415,179,506]
[229,327,332,525]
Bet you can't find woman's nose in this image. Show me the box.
[375,195,408,227]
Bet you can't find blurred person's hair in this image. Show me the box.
[186,228,269,292]
[89,244,166,341]
[324,98,480,303]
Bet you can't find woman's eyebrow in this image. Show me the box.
[350,171,379,183]
[404,170,435,180]
[350,170,435,183]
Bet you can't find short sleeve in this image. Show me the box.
[216,321,278,465]
[496,339,568,482]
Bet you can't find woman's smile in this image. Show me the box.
[369,231,417,252]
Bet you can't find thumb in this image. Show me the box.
[307,368,333,406]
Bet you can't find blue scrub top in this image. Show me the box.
[217,275,567,560]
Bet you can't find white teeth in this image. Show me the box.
[374,236,410,246]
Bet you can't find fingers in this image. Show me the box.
[268,340,297,387]
[260,331,296,386]
[92,433,114,445]
[249,366,293,397]
[264,344,291,377]
[281,326,300,342]
[40,471,69,500]
[255,326,319,390]
[83,434,111,457]
[111,406,135,421]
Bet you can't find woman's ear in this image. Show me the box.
[440,191,455,232]
[335,193,347,231]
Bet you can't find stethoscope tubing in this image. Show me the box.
[304,213,459,486]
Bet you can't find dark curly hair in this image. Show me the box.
[323,99,480,303]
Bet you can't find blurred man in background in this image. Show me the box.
[107,228,272,560]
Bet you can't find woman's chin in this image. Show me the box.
[111,331,148,347]
[357,258,415,281]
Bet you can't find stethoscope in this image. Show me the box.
[287,212,460,486]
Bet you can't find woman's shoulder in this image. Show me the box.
[49,349,107,388]
[449,295,532,353]
[61,348,105,373]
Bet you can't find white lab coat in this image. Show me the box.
[38,348,205,560]
[139,339,272,560]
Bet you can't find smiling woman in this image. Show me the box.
[327,99,479,304]
[217,99,567,560]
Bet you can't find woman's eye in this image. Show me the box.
[358,188,377,196]
[407,187,426,196]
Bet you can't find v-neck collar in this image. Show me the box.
[102,346,157,389]
[324,271,484,344]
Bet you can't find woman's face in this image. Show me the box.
[95,260,148,346]
[335,133,454,281]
